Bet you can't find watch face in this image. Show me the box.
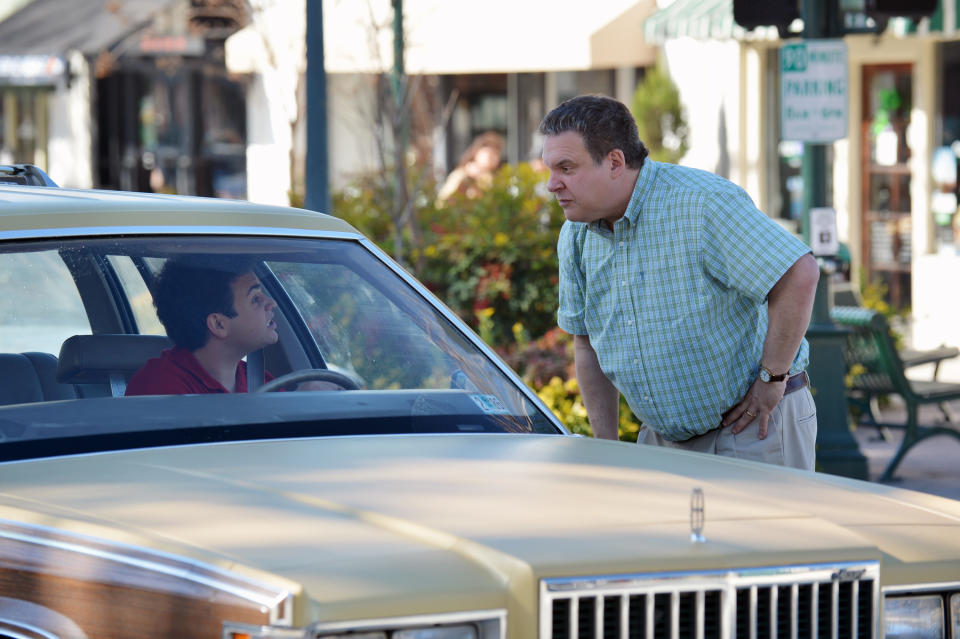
[759,368,771,382]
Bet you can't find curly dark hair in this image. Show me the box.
[538,94,648,169]
[152,259,249,351]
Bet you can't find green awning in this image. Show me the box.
[643,0,745,44]
[646,0,958,43]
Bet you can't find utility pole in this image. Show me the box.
[305,0,330,213]
[389,0,410,259]
[800,0,869,479]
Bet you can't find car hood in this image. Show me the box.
[1,434,958,621]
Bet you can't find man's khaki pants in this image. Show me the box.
[637,386,817,471]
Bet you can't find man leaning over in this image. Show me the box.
[540,95,820,470]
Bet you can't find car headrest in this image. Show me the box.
[57,334,173,385]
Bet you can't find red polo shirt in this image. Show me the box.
[125,347,273,396]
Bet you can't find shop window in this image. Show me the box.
[935,42,960,255]
[0,89,48,168]
[554,69,616,104]
[861,64,912,309]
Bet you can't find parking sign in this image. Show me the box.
[780,40,848,142]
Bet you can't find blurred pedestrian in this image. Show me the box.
[540,94,819,470]
[437,131,504,202]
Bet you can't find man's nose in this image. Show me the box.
[265,296,276,311]
[546,172,562,193]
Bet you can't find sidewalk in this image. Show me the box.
[848,397,960,501]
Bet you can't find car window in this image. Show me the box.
[270,261,450,390]
[0,235,560,456]
[0,249,91,353]
[106,255,165,335]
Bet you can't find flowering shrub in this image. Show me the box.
[336,162,564,346]
[417,162,565,345]
[536,376,642,442]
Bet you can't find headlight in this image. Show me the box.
[952,594,960,638]
[318,628,478,639]
[393,628,478,639]
[312,612,502,639]
[883,595,944,639]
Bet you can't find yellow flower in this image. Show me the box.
[476,307,495,319]
[424,245,438,257]
[493,232,509,247]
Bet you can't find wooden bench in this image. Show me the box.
[830,305,960,481]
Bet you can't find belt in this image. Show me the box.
[783,371,809,395]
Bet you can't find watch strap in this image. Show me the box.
[761,364,788,383]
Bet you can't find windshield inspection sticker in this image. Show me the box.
[469,394,510,415]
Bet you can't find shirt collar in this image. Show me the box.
[167,346,238,393]
[622,158,657,226]
[585,158,658,234]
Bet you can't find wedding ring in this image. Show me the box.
[745,410,757,418]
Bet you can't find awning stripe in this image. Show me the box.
[644,0,747,44]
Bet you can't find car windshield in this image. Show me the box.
[0,235,561,459]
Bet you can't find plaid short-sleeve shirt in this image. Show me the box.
[557,160,811,440]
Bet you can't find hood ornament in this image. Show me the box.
[690,487,706,543]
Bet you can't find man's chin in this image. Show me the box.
[562,208,590,223]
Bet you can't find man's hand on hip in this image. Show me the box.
[722,377,786,439]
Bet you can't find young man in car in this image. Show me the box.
[126,259,315,395]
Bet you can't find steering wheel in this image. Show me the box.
[255,368,362,393]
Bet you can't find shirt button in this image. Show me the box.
[618,241,624,247]
[643,396,652,402]
[628,319,634,325]
[633,358,639,364]
[621,280,627,286]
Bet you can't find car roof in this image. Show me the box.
[0,185,361,238]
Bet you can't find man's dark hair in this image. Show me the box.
[538,94,648,169]
[152,259,249,351]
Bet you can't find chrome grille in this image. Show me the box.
[540,562,879,639]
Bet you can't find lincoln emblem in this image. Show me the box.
[690,487,706,543]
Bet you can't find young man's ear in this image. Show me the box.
[206,313,229,339]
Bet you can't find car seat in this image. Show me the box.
[57,334,173,398]
[0,352,78,406]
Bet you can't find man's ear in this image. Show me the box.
[207,313,229,339]
[607,149,626,178]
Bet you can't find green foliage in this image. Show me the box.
[631,63,689,164]
[536,377,642,442]
[419,163,566,345]
[336,162,565,346]
[871,88,903,136]
[332,166,440,258]
[858,272,907,350]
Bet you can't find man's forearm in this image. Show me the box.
[764,254,819,374]
[573,334,620,440]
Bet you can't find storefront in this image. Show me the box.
[95,38,248,198]
[910,34,960,353]
[0,55,63,169]
[0,0,248,197]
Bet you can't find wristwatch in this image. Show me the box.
[759,364,788,383]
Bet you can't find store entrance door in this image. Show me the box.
[861,64,913,308]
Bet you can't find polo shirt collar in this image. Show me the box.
[168,346,240,393]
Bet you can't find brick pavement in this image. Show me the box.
[848,398,960,501]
